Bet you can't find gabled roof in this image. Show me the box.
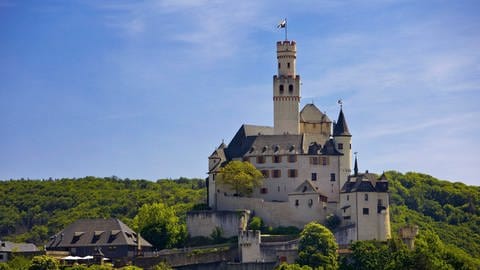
[224,124,274,159]
[300,104,331,123]
[289,180,328,199]
[321,138,343,156]
[333,109,351,137]
[46,218,152,249]
[341,172,388,193]
[0,241,38,252]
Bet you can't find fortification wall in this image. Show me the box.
[216,195,328,228]
[187,210,249,238]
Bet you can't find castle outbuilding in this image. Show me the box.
[189,39,391,245]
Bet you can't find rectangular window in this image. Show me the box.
[288,155,297,163]
[320,157,329,165]
[310,157,319,165]
[243,156,250,162]
[363,208,369,215]
[330,173,336,182]
[338,143,343,150]
[364,194,369,201]
[272,170,281,178]
[256,156,265,164]
[260,188,268,194]
[295,200,299,206]
[273,155,282,163]
[311,173,317,181]
[288,169,298,178]
[347,195,349,201]
[261,170,269,178]
[0,254,4,260]
[344,216,351,220]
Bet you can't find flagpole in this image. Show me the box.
[285,18,288,40]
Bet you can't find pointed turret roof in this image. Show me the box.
[333,109,351,137]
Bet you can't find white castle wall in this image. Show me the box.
[187,210,249,238]
[216,194,329,228]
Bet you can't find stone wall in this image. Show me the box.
[216,195,328,228]
[187,210,249,238]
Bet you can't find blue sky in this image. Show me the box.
[0,0,479,185]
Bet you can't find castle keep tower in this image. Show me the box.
[273,41,300,135]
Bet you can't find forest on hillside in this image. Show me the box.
[0,172,479,261]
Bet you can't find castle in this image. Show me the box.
[188,39,391,246]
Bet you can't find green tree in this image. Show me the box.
[248,216,264,231]
[217,161,263,196]
[133,202,186,249]
[28,255,59,270]
[0,263,11,270]
[297,222,338,270]
[276,263,313,270]
[153,262,173,270]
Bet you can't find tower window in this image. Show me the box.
[311,173,317,181]
[279,85,284,93]
[288,84,293,93]
[330,173,336,182]
[287,62,290,68]
[338,143,343,150]
[347,195,349,201]
[278,63,281,69]
[295,200,299,206]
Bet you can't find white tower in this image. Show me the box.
[273,41,300,135]
[333,108,352,189]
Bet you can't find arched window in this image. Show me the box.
[279,84,284,93]
[278,63,281,69]
[288,84,293,93]
[287,62,290,68]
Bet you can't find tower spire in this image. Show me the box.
[354,152,358,176]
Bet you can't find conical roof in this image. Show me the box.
[333,109,351,136]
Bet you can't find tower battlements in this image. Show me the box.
[276,40,297,51]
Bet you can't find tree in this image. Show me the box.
[133,203,186,249]
[217,161,263,196]
[276,263,313,270]
[153,262,173,270]
[297,222,338,270]
[28,255,59,270]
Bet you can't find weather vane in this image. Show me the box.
[337,99,343,109]
[277,18,287,40]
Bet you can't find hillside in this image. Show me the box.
[0,172,479,259]
[0,177,206,244]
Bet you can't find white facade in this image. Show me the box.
[201,39,391,245]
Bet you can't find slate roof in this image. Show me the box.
[46,218,152,249]
[341,173,388,193]
[224,124,343,160]
[224,125,274,159]
[0,241,38,252]
[333,109,351,137]
[244,134,303,156]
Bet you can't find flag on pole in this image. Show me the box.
[277,19,286,28]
